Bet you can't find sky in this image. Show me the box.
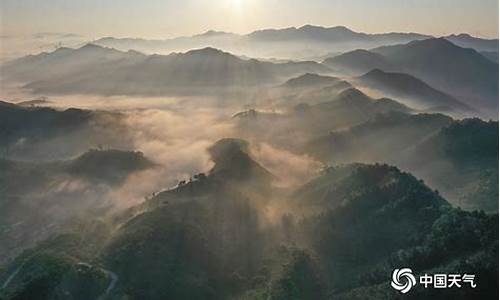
[1,0,498,39]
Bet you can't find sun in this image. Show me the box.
[229,0,247,10]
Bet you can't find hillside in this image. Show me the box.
[445,33,499,52]
[322,49,396,75]
[371,38,498,115]
[357,69,473,114]
[303,113,498,212]
[294,164,498,298]
[232,88,411,152]
[402,118,499,212]
[0,149,155,265]
[2,161,496,299]
[0,101,127,161]
[281,73,342,88]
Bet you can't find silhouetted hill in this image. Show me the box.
[282,73,342,88]
[313,87,410,115]
[357,69,473,114]
[372,38,498,115]
[0,101,128,161]
[2,44,144,83]
[0,100,92,147]
[306,111,453,164]
[322,49,396,75]
[66,149,155,184]
[207,138,274,184]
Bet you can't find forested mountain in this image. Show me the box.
[304,112,499,212]
[0,149,154,266]
[0,101,128,160]
[1,152,496,299]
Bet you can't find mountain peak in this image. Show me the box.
[78,43,106,51]
[337,87,369,99]
[364,68,385,76]
[283,73,339,87]
[184,47,231,56]
[196,30,232,37]
[208,138,273,182]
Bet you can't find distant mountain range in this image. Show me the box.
[91,25,497,60]
[93,25,432,59]
[320,38,498,117]
[445,33,499,52]
[2,29,497,117]
[2,44,331,96]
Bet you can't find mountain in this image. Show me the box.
[247,25,428,44]
[259,73,353,107]
[0,101,127,160]
[94,25,432,60]
[0,100,92,147]
[3,161,496,299]
[94,138,275,299]
[312,87,411,116]
[232,88,411,153]
[402,118,499,212]
[322,49,396,75]
[357,69,473,114]
[371,38,499,115]
[294,163,498,298]
[2,45,332,96]
[445,33,499,52]
[303,112,498,212]
[66,149,155,185]
[480,50,499,63]
[2,44,144,83]
[305,111,453,164]
[206,138,274,184]
[281,73,343,88]
[0,149,154,265]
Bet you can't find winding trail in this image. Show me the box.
[1,260,118,300]
[1,262,26,289]
[77,262,118,300]
[98,268,119,300]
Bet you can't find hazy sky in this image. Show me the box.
[1,0,498,39]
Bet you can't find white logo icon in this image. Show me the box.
[391,268,417,294]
